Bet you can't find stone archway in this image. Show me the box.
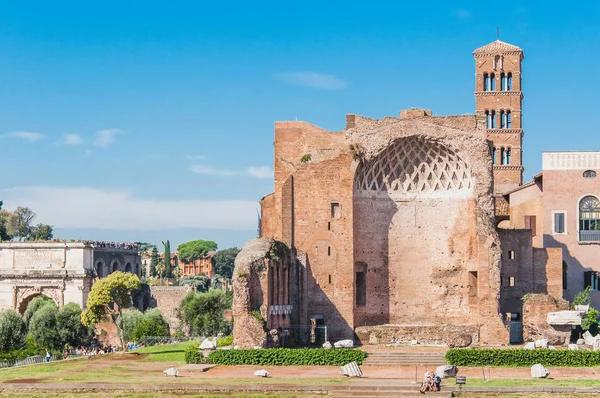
[17,290,60,314]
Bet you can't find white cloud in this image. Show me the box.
[63,134,83,145]
[0,186,257,231]
[186,154,207,160]
[190,165,239,176]
[191,165,273,179]
[247,166,273,179]
[93,129,122,147]
[4,132,45,143]
[277,72,347,90]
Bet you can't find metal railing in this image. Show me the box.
[579,231,600,242]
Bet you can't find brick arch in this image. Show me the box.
[17,291,60,314]
[298,230,344,256]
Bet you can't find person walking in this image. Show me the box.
[45,349,51,363]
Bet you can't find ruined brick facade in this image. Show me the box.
[234,40,564,347]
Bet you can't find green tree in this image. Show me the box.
[57,303,92,348]
[179,275,211,292]
[0,309,26,351]
[23,296,54,328]
[177,240,218,264]
[162,240,172,278]
[178,289,228,337]
[28,223,53,241]
[7,207,35,242]
[0,209,12,242]
[582,307,600,335]
[118,309,144,342]
[131,309,169,341]
[150,246,159,278]
[81,271,141,351]
[29,301,61,350]
[213,247,240,280]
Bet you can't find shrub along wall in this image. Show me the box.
[185,347,366,366]
[446,348,600,367]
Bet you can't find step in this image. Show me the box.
[330,391,451,398]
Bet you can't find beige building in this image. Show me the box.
[0,241,141,313]
[504,151,600,306]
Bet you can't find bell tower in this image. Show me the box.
[473,40,524,195]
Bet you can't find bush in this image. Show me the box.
[131,309,169,341]
[0,309,26,351]
[29,301,61,350]
[119,309,144,342]
[216,335,233,347]
[57,303,92,348]
[23,296,53,328]
[446,348,600,367]
[179,290,228,337]
[184,343,202,364]
[197,348,367,366]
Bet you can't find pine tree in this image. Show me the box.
[162,240,172,278]
[150,247,159,278]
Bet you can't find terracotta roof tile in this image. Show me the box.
[473,40,523,54]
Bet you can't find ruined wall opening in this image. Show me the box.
[353,136,478,327]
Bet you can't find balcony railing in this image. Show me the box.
[579,231,600,242]
[269,305,293,316]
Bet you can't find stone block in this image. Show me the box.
[531,364,549,378]
[200,339,216,350]
[163,368,179,377]
[334,339,354,348]
[340,361,362,377]
[254,369,270,377]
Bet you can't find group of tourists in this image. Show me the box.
[84,241,139,250]
[419,371,441,394]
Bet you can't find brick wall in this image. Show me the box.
[148,286,191,332]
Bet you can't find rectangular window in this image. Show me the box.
[328,246,331,256]
[356,272,366,306]
[585,271,600,291]
[328,275,332,284]
[524,215,537,236]
[553,212,566,234]
[327,222,331,231]
[509,276,515,287]
[331,202,341,219]
[509,250,515,260]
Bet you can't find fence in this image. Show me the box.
[0,355,59,369]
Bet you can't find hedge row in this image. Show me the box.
[446,348,600,367]
[186,347,366,366]
[184,344,202,364]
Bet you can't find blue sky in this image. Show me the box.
[2,1,600,250]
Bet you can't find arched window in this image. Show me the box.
[506,148,511,164]
[112,261,119,273]
[125,263,132,273]
[486,110,491,128]
[507,73,513,90]
[579,195,600,242]
[484,73,490,91]
[96,261,105,278]
[500,110,507,128]
[492,147,497,164]
[490,73,496,91]
[491,110,497,128]
[501,73,507,91]
[506,111,512,128]
[500,148,506,165]
[494,55,503,70]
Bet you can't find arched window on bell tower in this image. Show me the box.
[507,110,512,128]
[507,73,513,90]
[501,73,507,91]
[493,147,497,164]
[491,110,497,128]
[490,73,496,91]
[484,73,490,91]
[501,148,506,165]
[506,148,512,165]
[500,110,507,128]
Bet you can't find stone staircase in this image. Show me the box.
[329,385,451,398]
[362,351,447,366]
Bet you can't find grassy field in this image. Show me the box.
[0,392,318,398]
[455,378,600,387]
[135,341,197,363]
[455,395,599,398]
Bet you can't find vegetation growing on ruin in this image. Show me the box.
[267,242,289,263]
[300,154,312,163]
[186,348,367,366]
[446,348,600,367]
[216,335,233,347]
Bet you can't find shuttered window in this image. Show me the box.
[554,212,565,234]
[584,271,600,291]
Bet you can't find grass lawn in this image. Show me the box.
[0,392,318,398]
[134,341,197,363]
[455,395,599,398]
[453,378,600,387]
